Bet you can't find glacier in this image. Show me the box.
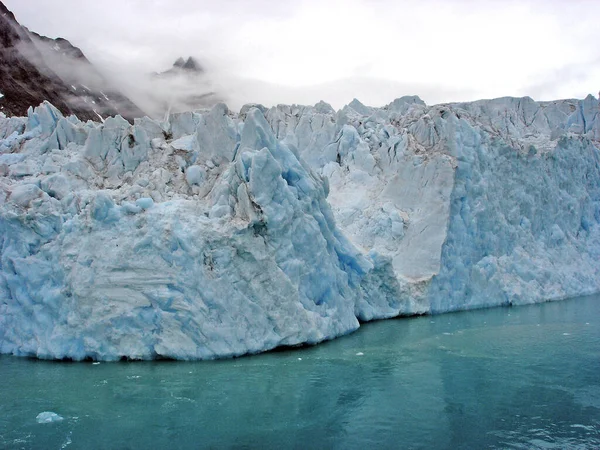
[0,94,599,360]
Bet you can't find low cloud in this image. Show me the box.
[5,0,600,116]
[522,58,600,101]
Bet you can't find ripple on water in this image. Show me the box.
[0,294,598,449]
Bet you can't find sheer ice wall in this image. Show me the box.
[0,93,599,360]
[264,95,600,313]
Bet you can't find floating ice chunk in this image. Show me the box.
[61,432,72,448]
[356,352,364,356]
[36,412,64,424]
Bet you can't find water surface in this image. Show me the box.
[1,295,599,449]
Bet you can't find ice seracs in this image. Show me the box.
[264,95,600,313]
[0,102,387,360]
[0,93,599,360]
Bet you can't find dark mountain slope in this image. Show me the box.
[0,1,145,122]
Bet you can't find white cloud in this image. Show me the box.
[5,0,600,111]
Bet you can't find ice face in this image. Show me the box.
[428,120,600,312]
[0,94,599,360]
[264,95,600,314]
[0,103,378,360]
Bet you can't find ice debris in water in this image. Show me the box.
[0,94,599,361]
[36,412,64,424]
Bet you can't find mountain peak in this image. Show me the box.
[171,56,203,73]
[182,56,202,72]
[173,57,185,68]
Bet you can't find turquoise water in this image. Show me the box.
[1,295,599,449]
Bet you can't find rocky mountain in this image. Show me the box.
[0,1,144,122]
[162,56,204,74]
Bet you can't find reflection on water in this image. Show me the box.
[0,295,599,449]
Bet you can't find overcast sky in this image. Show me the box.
[6,0,600,108]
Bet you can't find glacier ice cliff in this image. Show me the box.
[0,94,599,360]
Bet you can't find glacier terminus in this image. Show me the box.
[0,94,599,360]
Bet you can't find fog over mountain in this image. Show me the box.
[0,1,227,120]
[3,0,599,119]
[0,1,144,121]
[138,56,220,118]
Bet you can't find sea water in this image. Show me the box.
[0,295,599,449]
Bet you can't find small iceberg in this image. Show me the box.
[36,411,64,424]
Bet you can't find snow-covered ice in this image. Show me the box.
[0,94,599,360]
